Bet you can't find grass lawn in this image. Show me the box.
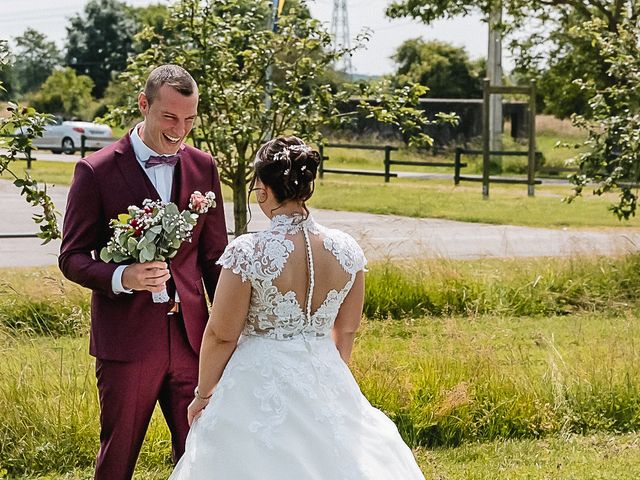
[419,432,640,479]
[310,177,640,228]
[8,433,640,479]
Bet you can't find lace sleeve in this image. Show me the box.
[216,234,255,283]
[323,230,367,275]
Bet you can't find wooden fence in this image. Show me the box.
[454,148,543,186]
[318,143,466,183]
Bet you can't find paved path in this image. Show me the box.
[2,181,640,268]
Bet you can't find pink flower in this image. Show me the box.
[189,190,216,214]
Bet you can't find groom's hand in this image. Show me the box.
[122,262,171,292]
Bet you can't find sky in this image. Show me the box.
[0,0,511,76]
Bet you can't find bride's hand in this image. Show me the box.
[187,397,210,426]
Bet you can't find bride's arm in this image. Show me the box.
[188,269,251,425]
[332,271,365,364]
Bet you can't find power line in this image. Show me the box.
[0,8,81,25]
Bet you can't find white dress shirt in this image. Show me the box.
[111,123,178,295]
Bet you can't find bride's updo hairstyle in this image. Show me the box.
[253,136,321,204]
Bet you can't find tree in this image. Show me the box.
[106,0,454,235]
[0,40,60,242]
[386,0,639,118]
[65,0,137,97]
[128,3,172,53]
[0,44,15,101]
[29,68,95,119]
[12,28,61,95]
[566,16,640,220]
[391,39,483,98]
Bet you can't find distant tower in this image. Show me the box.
[330,0,353,75]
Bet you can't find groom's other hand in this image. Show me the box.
[122,262,171,292]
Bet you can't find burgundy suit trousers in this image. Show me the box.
[94,313,198,480]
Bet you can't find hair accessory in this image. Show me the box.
[273,147,290,163]
[289,144,312,154]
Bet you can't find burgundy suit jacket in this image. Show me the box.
[59,134,228,361]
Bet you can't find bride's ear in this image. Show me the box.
[258,183,275,203]
[256,186,269,204]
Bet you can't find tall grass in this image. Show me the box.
[2,256,640,476]
[2,312,640,476]
[4,254,640,338]
[0,270,89,337]
[353,312,640,448]
[0,333,173,477]
[364,255,640,318]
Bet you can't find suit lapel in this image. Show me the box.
[176,145,193,210]
[170,159,181,204]
[114,133,162,204]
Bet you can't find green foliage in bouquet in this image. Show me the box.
[100,199,199,263]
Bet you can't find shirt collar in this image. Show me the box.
[130,123,185,164]
[130,123,161,165]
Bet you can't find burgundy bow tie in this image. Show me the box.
[144,154,180,169]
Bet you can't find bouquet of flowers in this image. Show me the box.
[100,191,216,303]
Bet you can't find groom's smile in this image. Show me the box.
[138,83,199,155]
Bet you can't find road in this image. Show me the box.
[2,180,639,268]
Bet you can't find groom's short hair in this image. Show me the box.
[144,64,198,104]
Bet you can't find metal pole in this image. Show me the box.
[482,78,490,199]
[488,1,503,167]
[319,144,324,179]
[528,79,537,197]
[80,135,86,158]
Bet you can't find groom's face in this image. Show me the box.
[138,84,198,155]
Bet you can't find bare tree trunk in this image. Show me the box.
[232,159,248,236]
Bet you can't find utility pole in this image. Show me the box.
[487,1,503,163]
[330,0,353,76]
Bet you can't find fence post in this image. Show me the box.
[80,135,86,158]
[319,144,324,179]
[454,147,462,185]
[26,146,32,169]
[384,146,391,183]
[527,79,537,197]
[482,78,491,199]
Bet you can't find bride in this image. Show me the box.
[169,136,425,479]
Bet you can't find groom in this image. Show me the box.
[59,65,228,480]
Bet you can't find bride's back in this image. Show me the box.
[219,214,365,340]
[274,229,351,315]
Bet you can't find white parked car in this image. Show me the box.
[22,117,114,155]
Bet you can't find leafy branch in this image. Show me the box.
[0,40,60,242]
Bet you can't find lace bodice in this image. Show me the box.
[217,214,366,340]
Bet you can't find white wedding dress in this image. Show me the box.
[169,214,425,479]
